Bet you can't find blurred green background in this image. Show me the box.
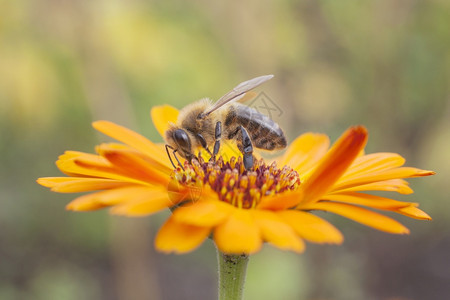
[1,0,449,299]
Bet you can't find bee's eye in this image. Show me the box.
[173,129,191,150]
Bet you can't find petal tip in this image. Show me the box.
[349,125,368,141]
[330,232,344,244]
[92,120,107,128]
[36,178,47,186]
[352,125,368,133]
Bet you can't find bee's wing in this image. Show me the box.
[202,74,273,116]
[236,91,258,103]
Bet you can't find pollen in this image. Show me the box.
[172,156,301,209]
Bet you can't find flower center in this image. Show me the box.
[172,156,300,209]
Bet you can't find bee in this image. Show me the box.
[165,75,286,171]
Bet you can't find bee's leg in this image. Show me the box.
[196,133,213,157]
[212,121,222,158]
[238,126,253,170]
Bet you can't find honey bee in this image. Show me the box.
[165,75,286,171]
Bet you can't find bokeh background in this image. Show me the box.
[1,0,449,299]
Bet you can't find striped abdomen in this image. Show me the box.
[224,104,287,151]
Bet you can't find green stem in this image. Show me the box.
[217,251,249,300]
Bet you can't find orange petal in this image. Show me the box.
[97,143,172,174]
[37,177,133,193]
[341,153,406,180]
[109,194,173,216]
[277,210,343,244]
[257,190,304,210]
[301,201,410,234]
[213,209,262,254]
[56,151,126,180]
[71,155,150,184]
[172,200,234,227]
[299,126,368,205]
[252,210,305,253]
[166,179,201,206]
[66,186,166,211]
[37,177,82,188]
[56,151,109,177]
[333,167,435,191]
[155,217,211,254]
[396,205,432,220]
[278,133,330,175]
[58,151,88,160]
[65,193,109,211]
[150,105,179,139]
[92,121,167,163]
[331,179,413,194]
[321,192,413,209]
[57,151,99,165]
[99,148,170,186]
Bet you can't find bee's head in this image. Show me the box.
[165,127,193,161]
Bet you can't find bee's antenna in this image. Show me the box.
[165,144,185,171]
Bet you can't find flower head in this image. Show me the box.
[37,105,435,255]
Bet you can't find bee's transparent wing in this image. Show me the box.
[202,74,273,116]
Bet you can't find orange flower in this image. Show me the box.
[37,105,435,255]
